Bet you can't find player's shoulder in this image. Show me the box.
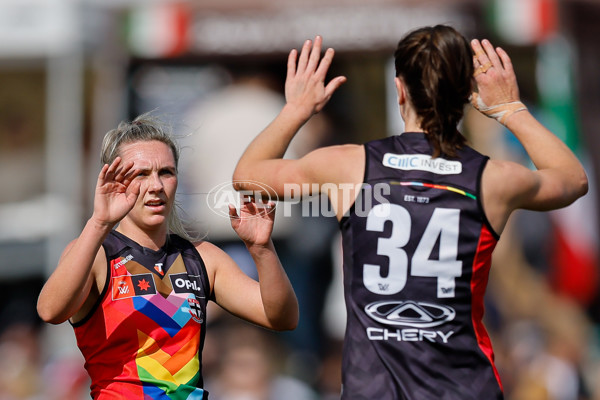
[484,158,537,186]
[300,144,365,185]
[192,240,218,254]
[482,158,541,211]
[307,143,364,159]
[192,240,230,263]
[304,143,365,171]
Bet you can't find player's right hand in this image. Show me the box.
[284,36,346,119]
[92,157,141,227]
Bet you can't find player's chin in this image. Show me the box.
[142,214,168,228]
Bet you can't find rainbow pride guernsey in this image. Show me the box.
[72,230,211,399]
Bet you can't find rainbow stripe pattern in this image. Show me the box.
[132,293,204,399]
[391,180,477,200]
[73,235,208,400]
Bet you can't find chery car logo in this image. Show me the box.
[364,300,456,328]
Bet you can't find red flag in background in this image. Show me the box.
[487,0,557,46]
[536,36,599,306]
[490,0,599,306]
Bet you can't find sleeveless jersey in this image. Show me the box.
[339,133,501,399]
[72,230,211,399]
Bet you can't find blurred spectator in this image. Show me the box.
[314,337,344,400]
[178,65,298,252]
[1,4,598,398]
[0,323,42,399]
[0,110,44,204]
[205,317,317,400]
[178,65,336,369]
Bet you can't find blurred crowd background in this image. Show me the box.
[1,0,600,399]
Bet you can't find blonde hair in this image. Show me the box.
[101,112,200,242]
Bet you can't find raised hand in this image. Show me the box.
[285,36,347,119]
[92,157,141,227]
[471,39,526,125]
[229,199,276,248]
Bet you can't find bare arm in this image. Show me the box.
[37,158,140,324]
[202,201,298,331]
[472,39,588,233]
[233,36,347,195]
[233,36,364,218]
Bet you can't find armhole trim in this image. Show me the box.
[70,245,111,327]
[477,157,500,241]
[339,144,368,228]
[185,239,214,302]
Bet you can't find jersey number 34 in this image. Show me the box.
[363,203,462,298]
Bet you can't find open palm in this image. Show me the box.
[229,199,276,247]
[285,36,346,118]
[93,157,141,226]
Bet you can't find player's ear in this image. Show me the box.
[395,77,406,105]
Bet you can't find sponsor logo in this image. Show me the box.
[364,300,455,328]
[366,327,454,343]
[170,273,203,295]
[187,297,204,323]
[382,153,462,175]
[206,180,278,219]
[112,273,157,300]
[113,254,134,270]
[154,263,164,275]
[364,300,456,344]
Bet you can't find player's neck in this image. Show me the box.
[400,106,423,133]
[116,220,168,250]
[403,118,424,133]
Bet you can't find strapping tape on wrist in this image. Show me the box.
[470,92,527,125]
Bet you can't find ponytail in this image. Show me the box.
[394,25,473,157]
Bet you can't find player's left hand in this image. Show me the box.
[471,39,520,107]
[229,198,276,248]
[470,39,527,125]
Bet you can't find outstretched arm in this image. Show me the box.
[472,39,588,232]
[37,158,140,324]
[203,201,298,331]
[233,36,347,196]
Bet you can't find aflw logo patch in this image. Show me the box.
[112,273,157,300]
